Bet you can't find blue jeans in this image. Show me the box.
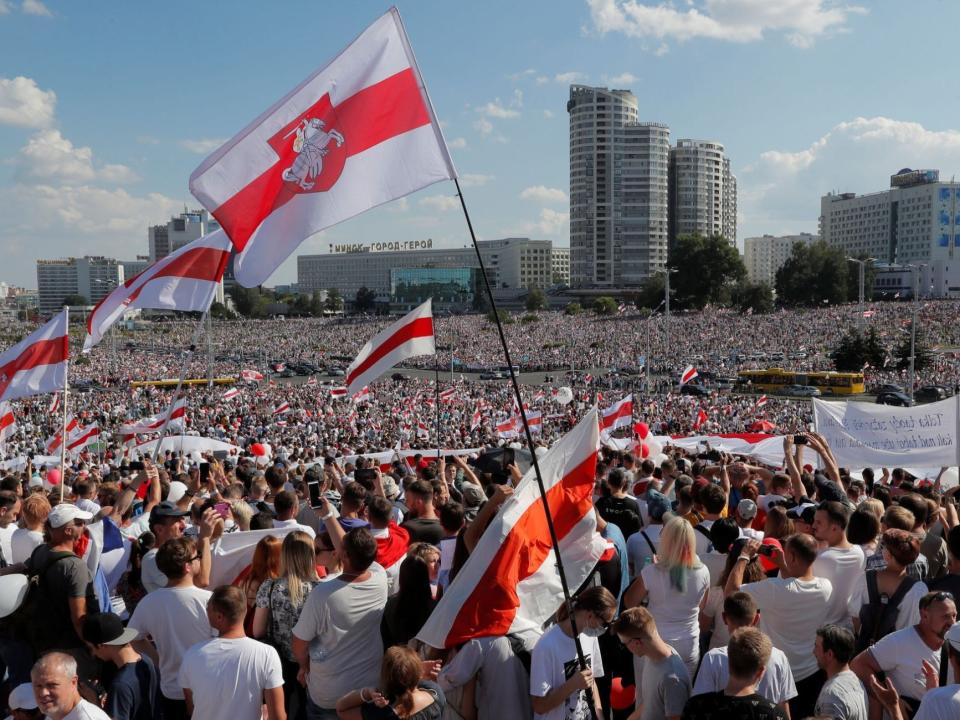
[305,697,340,720]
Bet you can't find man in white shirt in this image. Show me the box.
[812,501,866,629]
[0,491,21,563]
[31,652,110,720]
[814,624,868,720]
[727,533,833,719]
[850,591,957,717]
[180,585,285,720]
[141,501,219,593]
[693,591,796,714]
[272,490,316,538]
[128,537,214,720]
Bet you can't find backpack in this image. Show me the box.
[855,570,917,653]
[1,550,75,645]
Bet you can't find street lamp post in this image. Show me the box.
[846,257,875,332]
[907,264,924,402]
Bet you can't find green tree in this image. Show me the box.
[525,287,547,312]
[210,301,236,320]
[228,285,263,317]
[895,329,934,372]
[324,288,344,312]
[593,296,617,315]
[355,286,377,312]
[669,233,746,309]
[636,274,666,310]
[564,302,582,316]
[310,290,324,317]
[775,240,849,307]
[290,294,312,316]
[831,327,887,372]
[730,281,774,315]
[486,309,513,324]
[62,294,89,306]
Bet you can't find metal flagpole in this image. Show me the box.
[150,310,208,463]
[454,178,597,720]
[434,322,441,460]
[59,306,70,502]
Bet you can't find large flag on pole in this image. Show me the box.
[0,403,16,444]
[0,310,68,403]
[119,398,187,435]
[600,395,633,433]
[188,8,457,287]
[417,409,605,649]
[83,232,231,351]
[345,299,435,396]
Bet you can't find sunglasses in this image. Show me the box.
[919,591,955,609]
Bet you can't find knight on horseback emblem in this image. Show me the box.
[281,118,345,191]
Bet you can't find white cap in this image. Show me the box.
[946,621,960,652]
[8,682,37,710]
[0,575,29,619]
[48,504,94,529]
[167,480,188,504]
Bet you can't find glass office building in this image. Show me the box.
[390,267,477,310]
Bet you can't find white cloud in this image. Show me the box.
[473,117,493,136]
[535,76,550,85]
[0,76,56,128]
[447,137,467,149]
[477,99,519,119]
[21,0,51,16]
[555,71,589,84]
[15,129,138,184]
[528,208,569,236]
[0,1,12,14]
[520,185,569,203]
[740,116,960,236]
[461,174,494,187]
[386,197,409,213]
[419,195,460,212]
[178,138,227,155]
[508,68,537,81]
[543,110,555,119]
[586,0,867,49]
[605,72,638,85]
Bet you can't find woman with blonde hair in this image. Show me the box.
[623,516,709,676]
[336,645,445,719]
[254,530,319,720]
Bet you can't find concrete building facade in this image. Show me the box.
[668,139,737,246]
[742,233,818,286]
[551,247,570,285]
[820,168,960,297]
[568,85,670,288]
[36,256,125,316]
[148,209,220,261]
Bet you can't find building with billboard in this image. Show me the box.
[820,168,960,297]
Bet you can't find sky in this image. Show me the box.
[3,0,960,287]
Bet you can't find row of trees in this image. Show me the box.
[831,326,933,373]
[227,286,346,318]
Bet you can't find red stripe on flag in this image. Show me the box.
[346,316,434,388]
[0,413,14,432]
[0,337,68,394]
[213,68,431,251]
[446,451,597,641]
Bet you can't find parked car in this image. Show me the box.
[871,383,905,395]
[480,371,506,380]
[326,367,345,377]
[680,384,709,397]
[876,391,913,407]
[391,373,406,382]
[781,385,821,397]
[914,385,952,403]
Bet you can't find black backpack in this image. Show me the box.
[0,549,74,645]
[855,570,917,653]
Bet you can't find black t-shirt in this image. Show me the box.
[682,691,787,720]
[107,656,160,720]
[929,572,960,598]
[401,517,444,545]
[595,495,643,538]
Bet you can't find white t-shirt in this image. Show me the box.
[701,586,730,651]
[179,636,283,720]
[741,576,833,681]
[140,548,167,594]
[292,565,388,709]
[9,527,43,564]
[815,669,868,720]
[813,545,866,628]
[0,524,16,563]
[693,520,727,585]
[272,518,316,538]
[60,698,112,719]
[868,625,940,702]
[914,685,960,720]
[626,526,661,579]
[693,645,796,706]
[846,575,927,632]
[530,624,604,720]
[641,562,710,676]
[128,585,214,700]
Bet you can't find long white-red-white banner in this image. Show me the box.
[346,298,435,396]
[119,398,187,435]
[188,8,457,287]
[417,409,605,649]
[0,310,68,403]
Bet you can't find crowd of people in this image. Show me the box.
[0,301,956,718]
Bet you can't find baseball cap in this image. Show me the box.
[787,502,817,525]
[48,504,93,529]
[758,538,783,573]
[946,621,960,653]
[7,683,37,711]
[461,483,486,508]
[737,499,758,521]
[380,475,400,500]
[646,489,671,522]
[82,612,139,646]
[149,501,189,527]
[167,480,189,504]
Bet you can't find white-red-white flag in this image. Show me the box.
[470,406,482,431]
[330,386,347,398]
[600,395,633,433]
[496,416,520,439]
[416,421,430,439]
[83,232,230,351]
[240,369,264,382]
[188,9,457,287]
[693,408,708,431]
[222,387,241,401]
[439,387,455,403]
[755,394,768,408]
[67,423,100,454]
[417,409,605,648]
[346,299,435,396]
[306,376,318,387]
[48,393,61,415]
[0,310,68,403]
[46,414,80,454]
[119,397,187,435]
[0,402,16,444]
[526,410,542,434]
[272,402,291,416]
[352,386,371,404]
[680,365,699,386]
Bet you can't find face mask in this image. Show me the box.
[582,625,606,638]
[224,519,235,531]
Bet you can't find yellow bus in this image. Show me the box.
[736,368,865,395]
[130,377,237,388]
